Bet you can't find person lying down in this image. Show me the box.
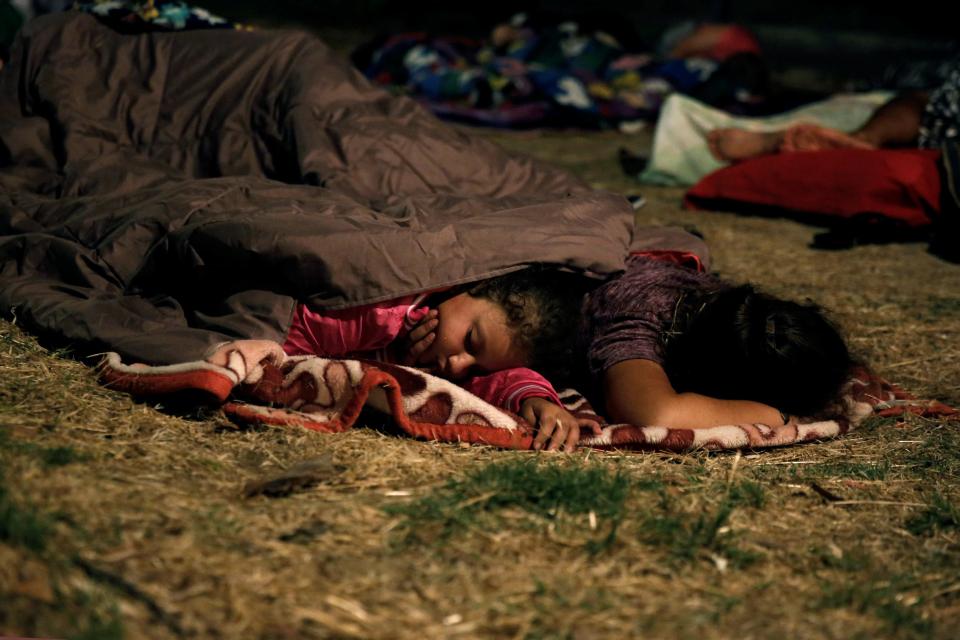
[205,268,602,453]
[206,255,855,454]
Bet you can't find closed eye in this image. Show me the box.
[465,327,477,355]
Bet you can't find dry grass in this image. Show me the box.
[3,107,960,640]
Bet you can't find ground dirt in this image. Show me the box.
[1,25,959,640]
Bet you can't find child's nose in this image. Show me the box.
[447,353,476,379]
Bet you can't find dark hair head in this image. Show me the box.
[468,267,591,386]
[664,285,852,417]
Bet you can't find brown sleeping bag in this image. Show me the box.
[0,13,706,365]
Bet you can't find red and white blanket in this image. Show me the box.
[98,353,956,452]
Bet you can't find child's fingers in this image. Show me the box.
[562,423,581,452]
[546,418,571,452]
[408,314,439,342]
[532,416,558,451]
[520,402,537,426]
[407,332,436,362]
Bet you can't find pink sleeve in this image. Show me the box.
[283,299,420,357]
[460,368,562,414]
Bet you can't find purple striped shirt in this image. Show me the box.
[582,255,724,377]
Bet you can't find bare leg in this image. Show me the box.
[849,90,929,147]
[779,124,877,153]
[709,124,876,162]
[707,128,783,162]
[781,90,929,151]
[707,90,930,162]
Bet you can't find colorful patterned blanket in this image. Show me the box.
[73,1,240,32]
[98,352,956,452]
[357,27,723,129]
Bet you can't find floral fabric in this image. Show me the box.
[74,0,240,31]
[358,20,722,128]
[920,61,960,149]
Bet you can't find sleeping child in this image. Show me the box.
[205,268,602,452]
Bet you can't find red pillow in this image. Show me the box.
[685,148,941,228]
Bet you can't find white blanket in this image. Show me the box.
[640,91,894,186]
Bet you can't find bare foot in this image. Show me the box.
[780,124,877,153]
[707,128,783,162]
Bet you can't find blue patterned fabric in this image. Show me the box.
[358,23,721,128]
[74,0,238,31]
[920,61,960,148]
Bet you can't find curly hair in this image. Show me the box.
[663,284,853,417]
[468,267,592,386]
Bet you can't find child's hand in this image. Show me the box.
[520,397,602,453]
[398,309,439,365]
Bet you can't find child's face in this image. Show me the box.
[416,292,527,380]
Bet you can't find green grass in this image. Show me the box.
[925,296,960,319]
[0,471,53,552]
[193,505,245,550]
[901,426,960,482]
[906,491,960,536]
[801,460,891,481]
[0,429,86,467]
[0,463,123,638]
[386,457,631,552]
[68,605,124,640]
[519,579,616,640]
[636,479,765,568]
[752,459,892,483]
[727,478,766,509]
[387,459,770,564]
[0,430,84,551]
[811,544,874,572]
[817,575,934,639]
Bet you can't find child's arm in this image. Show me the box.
[459,367,562,414]
[603,358,787,429]
[462,369,601,452]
